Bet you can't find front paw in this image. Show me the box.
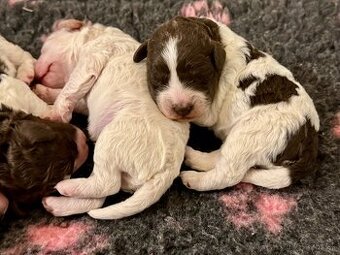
[184,146,213,171]
[45,107,72,123]
[184,146,198,168]
[44,108,63,122]
[16,62,35,85]
[42,196,68,217]
[33,84,57,104]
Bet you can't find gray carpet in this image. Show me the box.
[0,0,339,254]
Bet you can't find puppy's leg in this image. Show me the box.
[181,112,294,191]
[185,146,220,171]
[33,85,62,104]
[181,155,250,191]
[56,167,121,199]
[88,168,177,220]
[33,84,88,115]
[0,35,35,84]
[53,35,116,122]
[42,196,105,217]
[56,129,121,198]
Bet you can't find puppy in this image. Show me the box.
[37,20,189,220]
[134,17,320,191]
[0,35,89,216]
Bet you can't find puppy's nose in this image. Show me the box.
[173,104,193,117]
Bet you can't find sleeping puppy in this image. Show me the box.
[0,35,89,216]
[134,17,320,191]
[36,20,189,220]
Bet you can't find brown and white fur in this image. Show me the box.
[0,35,88,216]
[37,20,189,220]
[134,17,320,191]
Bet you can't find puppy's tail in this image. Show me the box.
[87,171,176,220]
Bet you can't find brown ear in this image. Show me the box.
[211,42,226,73]
[52,19,87,32]
[133,40,149,63]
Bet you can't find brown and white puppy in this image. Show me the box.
[0,35,89,216]
[134,17,320,191]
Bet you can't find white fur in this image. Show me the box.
[43,23,189,219]
[0,35,52,117]
[0,35,35,84]
[176,21,320,190]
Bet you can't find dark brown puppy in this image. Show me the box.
[0,105,87,215]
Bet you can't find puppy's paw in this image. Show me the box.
[33,84,59,104]
[42,196,102,216]
[180,170,203,190]
[42,196,70,217]
[184,146,214,171]
[55,179,84,197]
[184,146,200,168]
[44,108,63,122]
[16,62,35,85]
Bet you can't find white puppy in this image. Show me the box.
[0,35,51,116]
[39,20,189,220]
[134,17,320,191]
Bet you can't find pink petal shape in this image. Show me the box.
[27,222,91,252]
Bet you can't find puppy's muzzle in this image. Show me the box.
[172,103,194,117]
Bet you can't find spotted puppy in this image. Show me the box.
[37,20,189,220]
[0,35,88,216]
[134,17,319,191]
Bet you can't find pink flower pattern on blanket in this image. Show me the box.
[219,183,297,234]
[8,0,42,6]
[1,220,109,254]
[180,0,231,25]
[332,112,340,139]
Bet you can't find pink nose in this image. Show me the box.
[172,103,193,117]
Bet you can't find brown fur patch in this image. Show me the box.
[245,42,265,63]
[238,75,259,90]
[250,75,299,106]
[275,119,318,182]
[0,105,79,215]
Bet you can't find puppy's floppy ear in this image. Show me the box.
[133,40,149,63]
[52,19,88,32]
[211,42,226,73]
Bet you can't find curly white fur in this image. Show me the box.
[41,21,189,220]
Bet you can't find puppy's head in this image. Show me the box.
[0,105,88,215]
[134,17,226,121]
[35,19,93,88]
